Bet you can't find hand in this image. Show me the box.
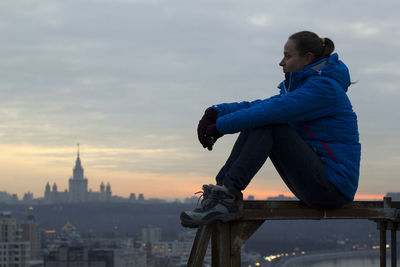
[197,108,218,148]
[204,124,223,151]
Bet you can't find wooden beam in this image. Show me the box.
[230,220,264,267]
[243,200,386,209]
[380,221,387,267]
[391,222,397,267]
[241,200,398,220]
[212,222,231,267]
[187,225,212,267]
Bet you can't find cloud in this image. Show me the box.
[360,61,400,76]
[351,22,380,37]
[249,14,272,27]
[0,0,400,197]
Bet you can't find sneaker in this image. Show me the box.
[180,185,240,227]
[179,184,215,228]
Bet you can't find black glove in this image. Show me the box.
[197,108,218,148]
[204,124,223,151]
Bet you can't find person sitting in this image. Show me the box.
[181,31,361,227]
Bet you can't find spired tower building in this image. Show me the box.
[68,145,88,203]
[44,145,112,203]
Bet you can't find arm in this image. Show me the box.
[212,94,281,117]
[216,77,339,134]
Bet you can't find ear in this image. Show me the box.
[304,52,315,65]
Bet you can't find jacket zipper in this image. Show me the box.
[283,72,292,93]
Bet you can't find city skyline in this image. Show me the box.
[1,1,399,200]
[0,145,386,201]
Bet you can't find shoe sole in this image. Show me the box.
[180,211,240,228]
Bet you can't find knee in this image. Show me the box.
[248,125,273,136]
[270,124,293,137]
[241,124,291,139]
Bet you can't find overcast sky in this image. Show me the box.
[0,0,399,200]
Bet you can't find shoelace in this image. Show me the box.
[193,185,214,208]
[202,191,225,210]
[194,190,206,208]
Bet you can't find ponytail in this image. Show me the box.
[320,37,335,59]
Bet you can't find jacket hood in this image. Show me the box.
[281,53,351,92]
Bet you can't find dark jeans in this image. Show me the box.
[216,124,350,209]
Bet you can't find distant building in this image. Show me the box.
[141,226,161,243]
[150,240,193,258]
[149,230,211,266]
[44,146,112,204]
[44,182,69,203]
[113,248,147,267]
[68,150,88,202]
[23,192,34,203]
[0,191,18,203]
[44,246,146,267]
[61,221,82,244]
[44,247,112,267]
[386,192,400,201]
[266,194,297,200]
[19,208,41,260]
[0,212,31,266]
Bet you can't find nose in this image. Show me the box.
[279,57,285,67]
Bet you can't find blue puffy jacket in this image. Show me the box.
[212,53,361,200]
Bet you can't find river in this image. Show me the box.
[273,250,394,266]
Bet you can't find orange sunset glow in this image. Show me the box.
[0,143,394,201]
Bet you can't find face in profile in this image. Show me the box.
[279,39,312,73]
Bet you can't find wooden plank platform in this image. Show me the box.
[241,199,398,220]
[187,197,400,267]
